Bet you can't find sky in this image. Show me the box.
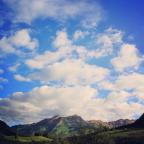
[0,0,144,125]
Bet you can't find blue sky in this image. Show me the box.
[0,0,144,124]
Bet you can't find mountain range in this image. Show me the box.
[0,114,136,137]
[1,114,144,144]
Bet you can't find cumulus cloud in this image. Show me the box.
[0,85,97,124]
[0,85,144,124]
[73,30,89,40]
[28,59,109,85]
[26,28,123,71]
[14,74,31,82]
[8,63,20,72]
[4,0,103,28]
[26,30,74,69]
[0,29,38,56]
[115,72,144,91]
[11,29,38,50]
[94,28,123,58]
[98,80,116,91]
[111,44,142,72]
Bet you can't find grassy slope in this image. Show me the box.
[99,129,144,144]
[1,129,144,144]
[104,129,144,138]
[0,136,52,143]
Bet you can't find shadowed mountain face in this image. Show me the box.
[121,113,144,129]
[134,113,144,127]
[0,120,14,136]
[114,113,144,130]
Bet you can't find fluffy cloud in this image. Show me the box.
[133,87,144,100]
[4,0,103,28]
[26,30,73,69]
[28,59,109,85]
[11,29,38,50]
[0,85,97,124]
[26,28,123,71]
[0,85,144,124]
[94,28,123,58]
[53,30,71,50]
[0,29,38,56]
[8,63,20,72]
[111,44,142,71]
[98,80,116,91]
[109,72,144,104]
[115,72,144,90]
[14,74,31,82]
[98,72,144,99]
[73,30,89,40]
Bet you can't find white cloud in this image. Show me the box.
[94,27,123,58]
[98,72,144,101]
[0,37,16,54]
[26,51,62,69]
[28,59,109,86]
[98,80,116,91]
[0,85,144,124]
[26,30,73,69]
[5,0,103,28]
[113,72,144,103]
[26,29,123,71]
[133,87,144,100]
[14,74,31,82]
[0,85,97,123]
[11,29,38,50]
[9,63,20,72]
[115,72,144,91]
[111,44,142,71]
[0,29,38,56]
[73,30,89,40]
[53,30,71,49]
